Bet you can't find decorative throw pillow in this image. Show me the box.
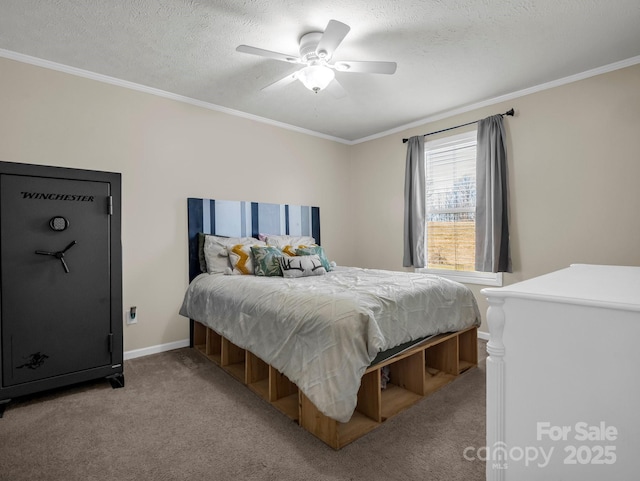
[203,235,260,274]
[295,245,332,271]
[281,244,313,257]
[227,244,259,275]
[265,235,316,248]
[277,254,327,278]
[251,245,284,277]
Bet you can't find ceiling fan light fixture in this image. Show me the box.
[237,19,397,95]
[296,65,335,93]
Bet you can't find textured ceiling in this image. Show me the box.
[1,0,639,142]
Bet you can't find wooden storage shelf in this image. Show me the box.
[272,392,299,421]
[222,362,246,383]
[380,384,423,421]
[194,324,300,421]
[424,368,457,396]
[337,411,381,448]
[246,351,269,399]
[269,366,299,421]
[458,327,478,373]
[192,321,477,449]
[220,337,245,382]
[248,378,270,399]
[458,360,475,373]
[193,321,207,355]
[205,328,222,365]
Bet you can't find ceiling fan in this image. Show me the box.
[236,19,397,94]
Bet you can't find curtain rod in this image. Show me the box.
[401,108,514,143]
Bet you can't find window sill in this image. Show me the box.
[415,268,503,287]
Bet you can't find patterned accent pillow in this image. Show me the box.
[251,245,284,277]
[203,235,259,274]
[227,244,261,275]
[277,254,327,278]
[281,244,313,256]
[295,245,332,271]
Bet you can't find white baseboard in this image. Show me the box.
[478,330,489,341]
[123,339,190,360]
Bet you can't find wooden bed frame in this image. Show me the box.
[186,197,478,449]
[192,320,477,449]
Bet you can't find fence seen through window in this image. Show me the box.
[425,131,477,272]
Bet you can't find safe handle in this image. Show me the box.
[35,240,77,273]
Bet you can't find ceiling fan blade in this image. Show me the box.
[315,20,350,60]
[261,71,299,92]
[236,45,301,63]
[333,60,397,74]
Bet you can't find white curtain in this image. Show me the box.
[475,115,512,273]
[403,136,426,267]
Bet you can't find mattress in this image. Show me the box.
[179,266,481,422]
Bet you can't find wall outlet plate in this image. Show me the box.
[125,308,138,325]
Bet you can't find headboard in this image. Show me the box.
[187,198,320,282]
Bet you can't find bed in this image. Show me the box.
[180,198,481,448]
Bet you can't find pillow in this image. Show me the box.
[251,245,284,277]
[197,232,208,273]
[265,235,316,248]
[296,245,332,272]
[277,254,327,278]
[227,243,265,275]
[281,244,313,257]
[203,235,259,274]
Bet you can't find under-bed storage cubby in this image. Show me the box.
[245,353,299,420]
[381,349,425,420]
[194,323,300,421]
[193,321,207,354]
[458,326,478,373]
[205,329,222,365]
[424,335,459,395]
[246,351,269,398]
[192,320,477,449]
[220,338,245,382]
[269,367,299,421]
[299,325,478,449]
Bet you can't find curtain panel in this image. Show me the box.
[403,136,426,268]
[475,115,512,273]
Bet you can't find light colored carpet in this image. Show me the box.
[0,342,487,481]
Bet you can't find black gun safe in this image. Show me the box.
[0,161,123,416]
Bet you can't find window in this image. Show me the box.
[417,130,502,286]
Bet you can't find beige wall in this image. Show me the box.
[1,56,639,348]
[348,63,640,330]
[0,57,351,352]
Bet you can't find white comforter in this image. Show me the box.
[179,266,481,422]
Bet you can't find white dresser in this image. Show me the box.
[481,264,640,481]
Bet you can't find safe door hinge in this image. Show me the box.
[107,195,113,215]
[108,333,114,353]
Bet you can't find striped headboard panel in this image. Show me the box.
[187,198,320,281]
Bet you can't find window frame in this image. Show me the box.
[415,130,503,287]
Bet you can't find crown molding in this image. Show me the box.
[352,55,640,145]
[2,48,639,146]
[0,48,351,145]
